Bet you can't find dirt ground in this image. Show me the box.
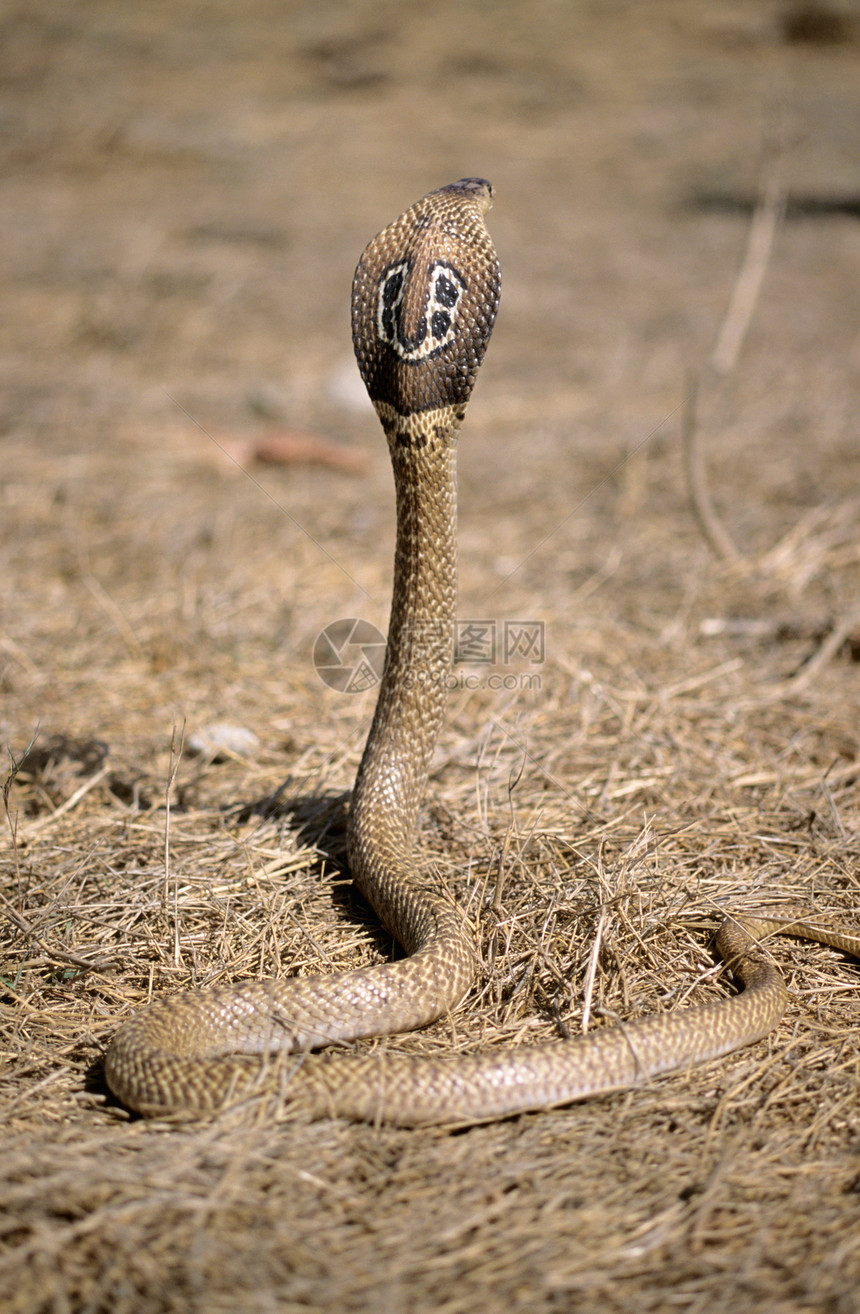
[2,2,860,1311]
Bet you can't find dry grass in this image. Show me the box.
[2,2,860,1311]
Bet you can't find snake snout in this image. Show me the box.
[440,177,494,213]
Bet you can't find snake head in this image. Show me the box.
[352,179,501,419]
[432,177,495,215]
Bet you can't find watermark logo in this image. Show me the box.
[313,618,387,692]
[314,619,545,693]
[455,620,545,666]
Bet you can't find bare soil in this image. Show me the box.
[2,2,860,1311]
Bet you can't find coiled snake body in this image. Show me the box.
[105,179,858,1125]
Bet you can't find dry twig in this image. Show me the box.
[711,164,785,375]
[684,155,785,560]
[681,374,743,563]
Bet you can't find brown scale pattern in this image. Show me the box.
[104,180,858,1124]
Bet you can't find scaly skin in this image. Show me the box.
[104,181,858,1124]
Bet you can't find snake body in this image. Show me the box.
[105,179,858,1125]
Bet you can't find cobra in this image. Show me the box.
[105,179,858,1124]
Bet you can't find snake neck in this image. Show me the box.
[347,410,460,932]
